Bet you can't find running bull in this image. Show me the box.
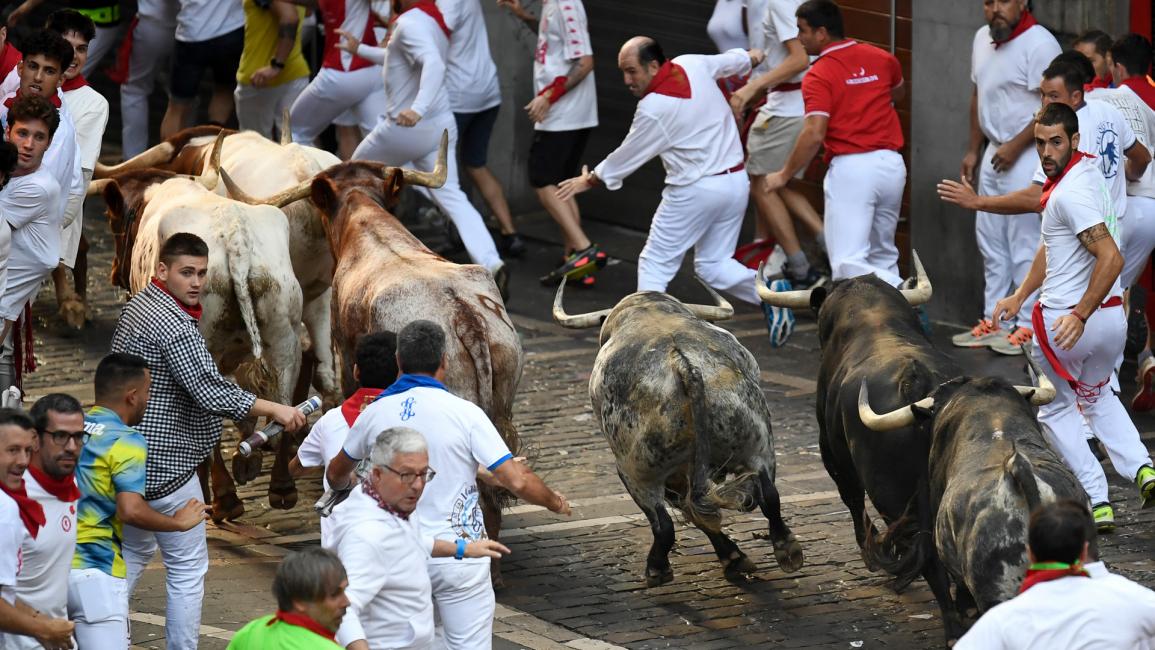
[553,280,804,586]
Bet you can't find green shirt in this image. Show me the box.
[227,615,342,650]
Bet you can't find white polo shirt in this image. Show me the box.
[1040,156,1122,308]
[0,489,21,607]
[533,0,598,132]
[755,0,807,118]
[0,88,85,213]
[383,8,451,121]
[971,22,1060,145]
[1088,85,1155,200]
[441,0,501,114]
[175,0,245,43]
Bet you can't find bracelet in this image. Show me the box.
[1070,310,1088,324]
[538,76,568,105]
[270,57,286,70]
[454,538,466,560]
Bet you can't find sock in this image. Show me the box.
[786,251,810,280]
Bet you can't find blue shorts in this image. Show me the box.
[454,106,499,168]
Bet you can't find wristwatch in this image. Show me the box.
[270,57,286,70]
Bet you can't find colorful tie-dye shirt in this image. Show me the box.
[73,406,147,578]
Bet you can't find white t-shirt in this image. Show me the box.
[62,85,109,173]
[0,489,21,607]
[707,0,747,52]
[297,408,352,549]
[0,222,10,301]
[1040,157,1122,308]
[594,52,749,189]
[533,0,598,132]
[0,168,64,318]
[745,0,769,71]
[1032,100,1135,227]
[382,9,451,121]
[441,0,501,114]
[175,0,245,43]
[13,472,78,624]
[1089,85,1155,200]
[955,575,1155,649]
[343,385,511,564]
[755,0,806,118]
[971,23,1060,145]
[0,86,85,207]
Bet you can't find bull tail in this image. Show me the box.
[863,473,935,591]
[226,222,264,359]
[1004,442,1043,512]
[671,340,724,532]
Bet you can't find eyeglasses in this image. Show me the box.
[381,465,436,485]
[42,430,90,446]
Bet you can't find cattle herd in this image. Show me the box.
[88,125,1091,646]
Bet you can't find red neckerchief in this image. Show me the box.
[1084,74,1111,92]
[992,11,1038,48]
[644,61,692,99]
[340,388,383,427]
[2,89,62,110]
[27,464,80,502]
[0,479,45,539]
[1038,151,1095,212]
[61,74,88,92]
[1119,75,1155,112]
[361,476,412,520]
[393,0,451,39]
[0,43,21,80]
[1018,561,1089,594]
[150,278,203,321]
[269,611,336,641]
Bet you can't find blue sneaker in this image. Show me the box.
[762,278,796,348]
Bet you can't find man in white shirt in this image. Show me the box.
[557,39,788,344]
[498,0,604,286]
[350,0,508,298]
[992,103,1155,533]
[956,499,1155,649]
[327,320,570,649]
[331,426,509,650]
[159,0,245,138]
[4,395,85,650]
[290,331,397,549]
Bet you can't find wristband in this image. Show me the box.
[538,76,568,105]
[270,57,286,70]
[454,538,466,560]
[587,172,601,187]
[1071,310,1087,324]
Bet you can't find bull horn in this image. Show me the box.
[93,141,177,179]
[755,261,813,309]
[1016,350,1056,406]
[552,277,612,329]
[194,131,226,191]
[857,380,935,432]
[683,276,734,321]
[898,251,933,306]
[220,168,313,208]
[380,130,448,189]
[86,178,112,196]
[280,108,292,145]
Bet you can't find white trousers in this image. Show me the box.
[428,560,494,650]
[1034,304,1152,504]
[975,142,1041,329]
[83,22,127,77]
[235,76,308,140]
[1122,195,1155,288]
[289,66,384,145]
[68,567,129,650]
[823,149,906,286]
[638,171,758,304]
[123,475,208,650]
[121,16,176,158]
[353,112,502,270]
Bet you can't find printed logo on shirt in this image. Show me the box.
[61,515,71,532]
[83,421,106,437]
[450,484,487,541]
[400,397,416,422]
[1095,122,1120,179]
[845,66,879,86]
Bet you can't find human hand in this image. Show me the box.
[991,140,1024,173]
[556,165,595,202]
[729,85,755,115]
[551,491,571,516]
[250,66,278,87]
[496,0,528,18]
[748,48,766,68]
[937,177,981,210]
[960,150,979,185]
[336,29,360,55]
[271,403,307,431]
[34,617,74,650]
[992,295,1023,325]
[397,109,422,127]
[173,498,209,531]
[763,171,789,194]
[524,95,551,123]
[1051,313,1085,350]
[465,539,512,559]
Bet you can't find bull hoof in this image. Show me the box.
[58,297,86,330]
[722,552,758,575]
[773,535,804,573]
[212,493,245,523]
[268,484,298,510]
[644,567,674,587]
[231,450,263,485]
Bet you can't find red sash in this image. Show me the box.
[106,15,138,84]
[1031,297,1123,398]
[992,11,1038,48]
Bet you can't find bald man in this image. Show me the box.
[557,37,797,347]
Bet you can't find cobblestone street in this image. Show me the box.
[22,212,1155,649]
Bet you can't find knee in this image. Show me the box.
[693,258,728,285]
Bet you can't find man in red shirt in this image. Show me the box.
[764,0,906,286]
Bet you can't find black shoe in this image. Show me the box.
[785,267,828,291]
[500,233,526,258]
[493,264,510,302]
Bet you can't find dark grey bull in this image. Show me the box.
[553,280,803,586]
[859,361,1090,622]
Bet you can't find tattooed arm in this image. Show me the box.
[1051,223,1123,350]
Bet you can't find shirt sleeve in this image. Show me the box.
[1023,31,1061,92]
[767,2,798,45]
[399,18,447,118]
[296,417,329,468]
[888,51,904,89]
[0,506,21,589]
[110,436,148,496]
[1,177,52,229]
[342,408,375,461]
[334,524,393,647]
[72,99,108,171]
[356,43,386,65]
[559,1,592,61]
[697,50,753,81]
[465,406,513,471]
[592,108,672,190]
[161,330,257,420]
[802,65,835,117]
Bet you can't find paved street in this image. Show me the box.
[22,204,1155,649]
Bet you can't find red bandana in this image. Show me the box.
[992,11,1038,49]
[269,611,336,640]
[0,479,45,539]
[361,477,412,520]
[340,388,383,427]
[395,0,451,39]
[644,61,692,99]
[27,464,80,502]
[2,89,62,110]
[1120,75,1155,112]
[1083,74,1112,92]
[1018,561,1089,594]
[1038,150,1095,212]
[151,278,204,321]
[61,74,88,92]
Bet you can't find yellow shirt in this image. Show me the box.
[237,0,310,86]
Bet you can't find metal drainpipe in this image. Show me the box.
[890,0,897,53]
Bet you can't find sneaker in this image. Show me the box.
[1133,355,1155,412]
[538,244,604,285]
[492,263,510,302]
[499,232,526,258]
[1092,502,1116,533]
[761,278,796,348]
[951,319,1003,348]
[786,267,828,291]
[1137,465,1155,509]
[990,326,1033,356]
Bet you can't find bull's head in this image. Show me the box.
[856,351,1056,431]
[756,251,933,310]
[552,276,734,329]
[93,125,234,178]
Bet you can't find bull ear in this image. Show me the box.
[310,177,339,218]
[382,167,404,207]
[809,286,828,312]
[102,182,124,220]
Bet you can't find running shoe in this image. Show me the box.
[786,267,828,291]
[1092,502,1116,533]
[1132,355,1155,412]
[762,278,796,348]
[538,244,606,285]
[1137,465,1155,509]
[951,319,1002,348]
[990,326,1033,356]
